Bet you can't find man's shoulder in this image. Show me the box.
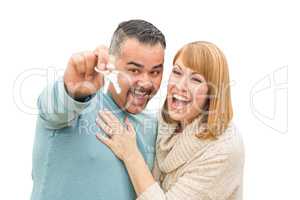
[133,110,158,124]
[134,111,158,154]
[129,110,159,139]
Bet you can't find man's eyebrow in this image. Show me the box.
[152,64,163,69]
[127,61,144,68]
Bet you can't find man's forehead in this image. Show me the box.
[120,39,164,57]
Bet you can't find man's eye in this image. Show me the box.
[129,69,140,74]
[151,71,161,76]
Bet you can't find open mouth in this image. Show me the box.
[170,94,192,110]
[128,87,153,106]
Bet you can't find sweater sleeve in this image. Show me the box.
[137,150,242,200]
[151,157,162,183]
[37,77,95,129]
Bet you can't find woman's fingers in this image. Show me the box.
[96,117,113,137]
[98,111,111,124]
[103,111,119,122]
[98,111,127,136]
[98,111,119,126]
[98,111,136,137]
[125,117,136,136]
[96,116,139,162]
[98,111,126,134]
[96,133,113,148]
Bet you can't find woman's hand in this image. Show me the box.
[96,111,156,197]
[95,111,141,162]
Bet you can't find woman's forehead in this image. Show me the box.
[174,57,206,76]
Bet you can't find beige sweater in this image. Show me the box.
[137,114,244,200]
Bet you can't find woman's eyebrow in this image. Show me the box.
[191,72,201,75]
[174,64,182,70]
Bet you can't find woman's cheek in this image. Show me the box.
[194,87,208,108]
[167,77,177,92]
[168,75,178,87]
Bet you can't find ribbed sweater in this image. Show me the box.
[137,113,244,200]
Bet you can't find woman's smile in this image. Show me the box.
[169,93,192,111]
[166,58,208,124]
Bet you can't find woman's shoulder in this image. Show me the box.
[193,122,244,165]
[221,122,244,153]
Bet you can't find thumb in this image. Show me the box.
[94,45,109,71]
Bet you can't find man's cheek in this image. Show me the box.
[119,72,134,87]
[154,78,162,90]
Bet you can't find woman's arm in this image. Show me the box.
[135,151,242,200]
[96,111,243,200]
[123,149,156,196]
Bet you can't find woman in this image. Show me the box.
[96,41,244,200]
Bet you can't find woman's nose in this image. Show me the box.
[176,76,188,92]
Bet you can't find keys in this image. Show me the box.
[94,56,121,94]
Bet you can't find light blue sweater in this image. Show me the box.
[31,78,157,200]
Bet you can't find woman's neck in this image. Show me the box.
[179,119,192,130]
[178,114,205,131]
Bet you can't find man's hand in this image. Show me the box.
[63,46,109,98]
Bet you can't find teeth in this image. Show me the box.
[173,94,189,102]
[133,89,147,96]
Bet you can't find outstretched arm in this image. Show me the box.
[38,46,109,129]
[37,77,94,129]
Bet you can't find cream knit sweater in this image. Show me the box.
[137,114,244,200]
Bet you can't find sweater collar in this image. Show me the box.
[156,112,208,173]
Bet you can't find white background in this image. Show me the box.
[0,0,298,199]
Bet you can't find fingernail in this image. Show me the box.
[99,63,105,68]
[96,133,106,140]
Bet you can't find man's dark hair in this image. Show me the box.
[109,19,166,56]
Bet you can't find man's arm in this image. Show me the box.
[37,77,96,129]
[37,46,109,129]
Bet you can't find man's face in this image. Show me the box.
[109,38,164,114]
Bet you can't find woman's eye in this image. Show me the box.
[192,77,202,83]
[172,70,181,75]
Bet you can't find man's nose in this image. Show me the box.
[137,73,153,88]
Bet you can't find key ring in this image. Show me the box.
[94,56,121,94]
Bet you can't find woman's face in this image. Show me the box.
[167,57,209,125]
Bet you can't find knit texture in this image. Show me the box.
[137,113,244,200]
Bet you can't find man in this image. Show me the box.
[31,19,166,200]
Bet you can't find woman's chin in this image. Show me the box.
[168,110,186,122]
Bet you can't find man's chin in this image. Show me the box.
[126,103,147,114]
[125,95,151,114]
